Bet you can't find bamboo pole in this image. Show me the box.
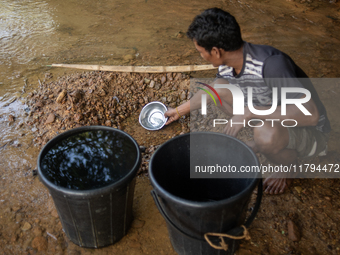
[48,64,217,73]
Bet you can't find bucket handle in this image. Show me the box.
[151,179,263,243]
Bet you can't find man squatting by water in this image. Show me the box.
[164,8,331,194]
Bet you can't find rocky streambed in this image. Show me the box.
[24,71,194,175]
[0,70,339,255]
[25,71,191,144]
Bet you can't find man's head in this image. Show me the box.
[187,8,243,53]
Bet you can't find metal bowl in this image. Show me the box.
[139,102,168,131]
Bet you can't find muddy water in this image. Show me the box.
[0,0,340,254]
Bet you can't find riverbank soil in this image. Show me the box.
[1,0,340,254]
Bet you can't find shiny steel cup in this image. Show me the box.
[139,102,168,131]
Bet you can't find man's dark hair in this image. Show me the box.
[187,8,243,53]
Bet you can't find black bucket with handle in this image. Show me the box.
[38,126,141,248]
[149,132,262,255]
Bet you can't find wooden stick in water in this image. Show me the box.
[48,64,217,73]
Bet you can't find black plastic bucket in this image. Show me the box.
[38,126,141,248]
[149,132,262,255]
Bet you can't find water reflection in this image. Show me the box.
[40,130,138,190]
[0,0,55,65]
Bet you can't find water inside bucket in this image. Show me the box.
[40,130,137,190]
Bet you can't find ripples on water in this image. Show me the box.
[0,0,55,65]
[40,130,138,190]
[0,1,57,166]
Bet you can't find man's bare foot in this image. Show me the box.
[263,173,294,194]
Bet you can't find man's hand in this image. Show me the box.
[224,115,245,137]
[224,107,251,137]
[164,107,180,125]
